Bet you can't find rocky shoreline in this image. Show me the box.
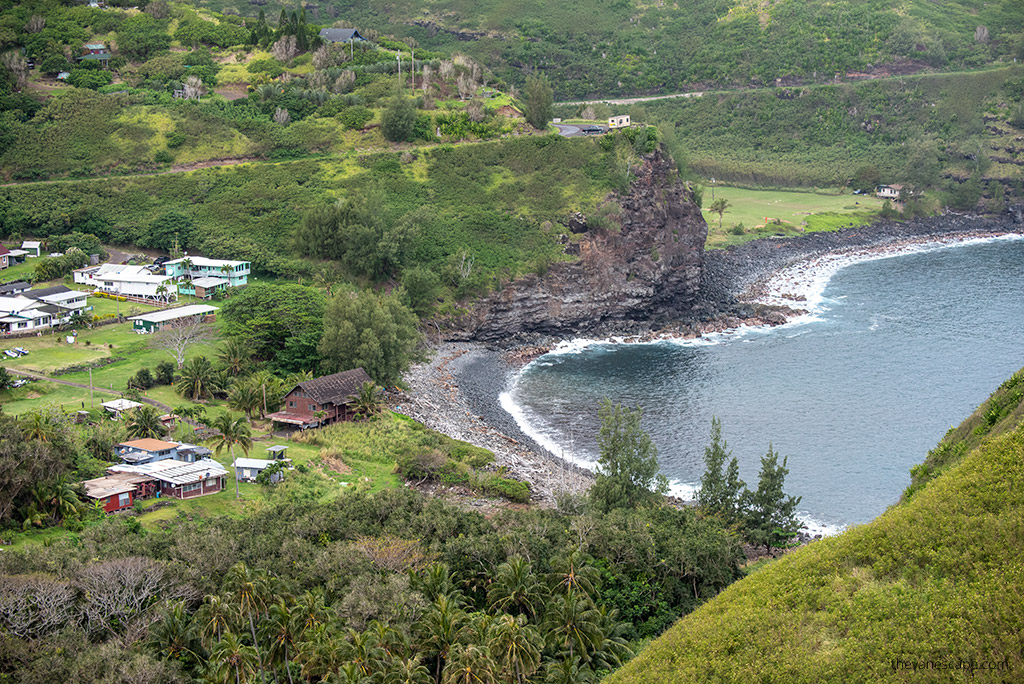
[398,213,1023,508]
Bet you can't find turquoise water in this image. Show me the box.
[501,237,1024,532]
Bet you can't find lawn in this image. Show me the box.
[0,257,37,283]
[701,185,883,249]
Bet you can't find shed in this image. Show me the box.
[234,458,285,483]
[190,276,228,299]
[21,241,41,258]
[102,398,143,418]
[266,445,290,459]
[608,114,631,129]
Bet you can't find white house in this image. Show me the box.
[96,272,177,302]
[101,398,144,418]
[23,286,90,324]
[608,114,631,129]
[20,241,42,258]
[0,296,54,333]
[876,184,904,200]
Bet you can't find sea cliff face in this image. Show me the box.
[454,147,707,341]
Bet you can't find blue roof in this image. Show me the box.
[319,28,365,42]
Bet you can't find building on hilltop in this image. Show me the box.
[267,367,373,429]
[319,28,366,43]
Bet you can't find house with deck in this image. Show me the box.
[99,459,228,502]
[163,257,250,290]
[82,471,158,512]
[267,367,373,429]
[876,184,904,200]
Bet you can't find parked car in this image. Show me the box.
[580,125,604,135]
[13,347,28,356]
[3,350,18,358]
[153,256,170,266]
[10,379,27,388]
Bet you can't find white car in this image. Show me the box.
[3,350,17,358]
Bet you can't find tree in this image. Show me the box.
[125,405,165,440]
[0,365,12,390]
[208,632,260,684]
[743,444,802,552]
[176,356,221,401]
[697,418,746,525]
[851,164,880,194]
[117,14,172,61]
[217,338,251,377]
[352,381,385,420]
[381,90,417,142]
[522,74,553,130]
[588,400,668,512]
[212,414,253,500]
[40,54,71,76]
[222,562,270,683]
[155,360,176,385]
[1,51,28,91]
[318,290,421,388]
[708,198,731,230]
[487,556,545,618]
[153,315,215,369]
[221,283,325,370]
[488,614,543,684]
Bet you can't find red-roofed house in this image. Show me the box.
[267,368,373,429]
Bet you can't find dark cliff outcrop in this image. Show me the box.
[454,147,707,341]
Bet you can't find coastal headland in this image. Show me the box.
[399,211,1024,507]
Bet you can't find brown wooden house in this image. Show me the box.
[267,368,373,429]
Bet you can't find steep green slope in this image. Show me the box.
[623,65,1024,189]
[194,0,1024,98]
[608,371,1024,683]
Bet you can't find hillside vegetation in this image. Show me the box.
[605,66,1024,191]
[607,368,1024,683]
[191,0,1024,99]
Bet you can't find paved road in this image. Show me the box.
[553,123,582,137]
[557,90,705,107]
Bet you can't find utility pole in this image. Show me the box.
[396,53,401,84]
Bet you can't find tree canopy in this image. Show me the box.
[589,400,668,512]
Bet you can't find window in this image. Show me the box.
[118,492,130,507]
[206,478,218,488]
[182,482,201,493]
[288,400,296,408]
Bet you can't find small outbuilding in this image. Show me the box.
[129,304,218,333]
[608,114,631,129]
[319,28,366,43]
[102,398,144,419]
[20,241,41,258]
[233,458,285,483]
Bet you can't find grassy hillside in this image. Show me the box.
[597,66,1024,190]
[0,133,638,297]
[607,369,1024,683]
[189,0,1024,99]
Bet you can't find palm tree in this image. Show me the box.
[442,642,497,684]
[381,657,431,684]
[342,627,386,678]
[220,263,234,290]
[412,563,464,605]
[352,381,385,420]
[20,412,55,442]
[196,594,235,648]
[176,356,220,401]
[546,550,598,599]
[541,590,601,663]
[488,614,543,684]
[125,405,166,440]
[291,590,330,638]
[223,562,270,684]
[295,621,345,682]
[217,338,251,376]
[149,601,205,666]
[260,600,298,684]
[709,197,731,231]
[211,413,252,499]
[487,556,545,618]
[208,631,260,684]
[229,382,262,421]
[156,283,170,304]
[415,595,467,684]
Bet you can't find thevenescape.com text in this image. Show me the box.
[891,658,1010,676]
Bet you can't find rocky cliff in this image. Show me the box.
[454,147,707,341]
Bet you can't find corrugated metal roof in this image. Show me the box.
[129,304,218,324]
[110,458,227,486]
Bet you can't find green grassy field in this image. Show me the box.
[701,185,883,248]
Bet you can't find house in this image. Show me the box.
[82,471,157,512]
[77,44,111,67]
[608,114,631,129]
[0,296,55,334]
[0,245,9,270]
[20,241,41,258]
[233,457,285,483]
[74,263,148,286]
[101,398,144,418]
[96,271,177,302]
[116,438,180,465]
[876,184,904,200]
[189,276,228,299]
[0,281,30,296]
[163,257,250,289]
[176,443,214,462]
[267,367,373,429]
[107,459,228,500]
[129,304,218,333]
[23,285,90,323]
[319,28,366,43]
